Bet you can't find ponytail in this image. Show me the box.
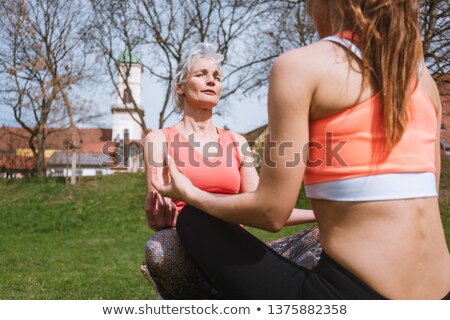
[336,0,423,147]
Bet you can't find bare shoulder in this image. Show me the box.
[271,41,332,88]
[274,41,332,69]
[143,129,167,156]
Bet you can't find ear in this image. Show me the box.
[176,83,185,96]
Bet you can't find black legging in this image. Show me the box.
[176,205,388,300]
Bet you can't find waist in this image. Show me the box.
[305,172,437,201]
[313,197,450,299]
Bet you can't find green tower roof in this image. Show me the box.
[118,50,142,64]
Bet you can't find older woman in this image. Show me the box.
[142,43,318,299]
[153,1,450,299]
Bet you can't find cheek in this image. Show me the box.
[182,81,198,96]
[216,83,223,95]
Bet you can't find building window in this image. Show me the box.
[95,170,103,176]
[123,88,132,104]
[54,169,64,177]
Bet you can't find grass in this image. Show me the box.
[0,175,151,299]
[0,158,449,299]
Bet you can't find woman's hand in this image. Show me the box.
[144,190,178,231]
[151,155,196,204]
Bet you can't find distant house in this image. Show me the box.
[243,124,268,149]
[47,152,111,177]
[0,127,114,178]
[0,52,146,178]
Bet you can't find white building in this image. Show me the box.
[46,51,146,177]
[112,51,145,143]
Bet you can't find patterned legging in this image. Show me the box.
[144,225,321,299]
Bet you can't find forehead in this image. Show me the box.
[190,57,220,72]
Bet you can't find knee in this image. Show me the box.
[145,229,178,273]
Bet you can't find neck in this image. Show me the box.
[177,105,216,136]
[315,2,349,38]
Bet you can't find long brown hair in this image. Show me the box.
[335,0,423,147]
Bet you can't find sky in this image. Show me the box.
[0,69,269,135]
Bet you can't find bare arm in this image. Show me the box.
[233,132,315,225]
[153,49,317,232]
[285,209,316,226]
[143,130,178,231]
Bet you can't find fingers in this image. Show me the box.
[155,193,169,223]
[144,191,151,211]
[166,154,180,176]
[145,191,161,231]
[151,156,183,197]
[171,202,179,227]
[151,191,157,212]
[156,192,164,210]
[162,197,175,227]
[151,167,165,193]
[163,154,170,185]
[144,191,157,214]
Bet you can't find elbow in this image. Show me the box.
[259,206,289,233]
[266,220,284,233]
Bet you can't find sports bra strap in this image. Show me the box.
[322,35,378,80]
[322,35,424,82]
[322,35,363,60]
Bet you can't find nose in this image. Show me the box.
[206,75,215,86]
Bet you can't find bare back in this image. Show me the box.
[307,40,450,299]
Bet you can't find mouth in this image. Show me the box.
[202,90,216,95]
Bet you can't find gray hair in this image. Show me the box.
[172,43,224,112]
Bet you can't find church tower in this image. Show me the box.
[111,51,144,144]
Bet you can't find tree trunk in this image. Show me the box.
[36,126,46,177]
[71,151,77,185]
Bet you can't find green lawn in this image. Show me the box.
[0,158,449,299]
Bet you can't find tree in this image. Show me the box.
[420,0,450,76]
[88,0,277,130]
[87,0,148,133]
[244,0,317,92]
[0,0,96,177]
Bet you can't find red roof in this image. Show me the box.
[0,127,113,170]
[0,127,112,153]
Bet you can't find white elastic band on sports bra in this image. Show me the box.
[322,35,363,60]
[322,35,379,81]
[305,172,437,201]
[322,35,424,81]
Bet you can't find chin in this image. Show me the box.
[198,99,219,109]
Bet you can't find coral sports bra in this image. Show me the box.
[163,126,241,211]
[303,34,438,201]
